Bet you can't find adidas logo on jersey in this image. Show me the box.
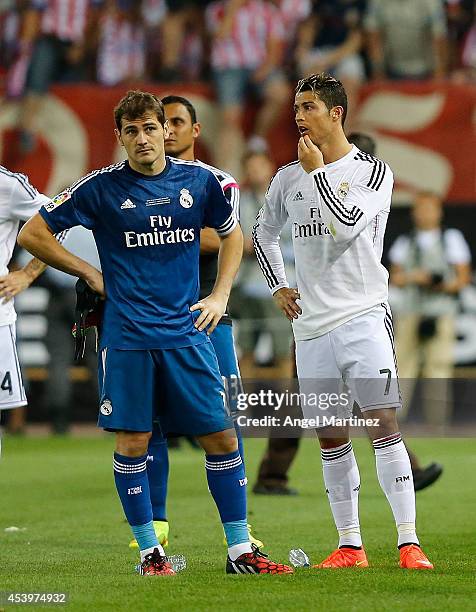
[120,198,136,209]
[293,191,304,201]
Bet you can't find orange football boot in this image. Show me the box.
[313,547,369,568]
[399,544,434,570]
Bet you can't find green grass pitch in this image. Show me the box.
[0,436,474,611]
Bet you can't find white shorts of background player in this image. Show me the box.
[0,323,27,410]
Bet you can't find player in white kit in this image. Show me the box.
[253,74,434,570]
[0,167,56,449]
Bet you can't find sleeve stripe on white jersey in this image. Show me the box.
[374,162,387,191]
[315,174,363,226]
[0,166,38,199]
[354,153,387,191]
[316,173,363,223]
[368,160,386,191]
[252,217,279,290]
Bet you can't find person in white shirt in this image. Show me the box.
[389,191,471,429]
[253,73,434,570]
[0,167,58,445]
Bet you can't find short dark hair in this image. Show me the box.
[348,132,376,156]
[114,90,165,131]
[161,95,197,124]
[295,73,348,126]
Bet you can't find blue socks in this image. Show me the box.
[205,450,249,548]
[147,432,169,521]
[113,452,158,552]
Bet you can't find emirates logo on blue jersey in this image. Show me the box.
[124,214,196,248]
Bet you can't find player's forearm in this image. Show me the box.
[212,225,243,300]
[252,222,288,293]
[18,214,97,282]
[310,169,366,243]
[22,257,47,283]
[200,227,221,254]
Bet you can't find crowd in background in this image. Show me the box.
[0,0,474,159]
[1,0,475,435]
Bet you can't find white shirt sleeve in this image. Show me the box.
[444,229,472,265]
[252,172,290,294]
[388,235,410,265]
[310,159,393,244]
[9,173,50,221]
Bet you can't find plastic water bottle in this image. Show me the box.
[167,555,187,573]
[289,548,311,568]
[135,554,187,574]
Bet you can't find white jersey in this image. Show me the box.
[0,166,50,326]
[253,145,394,341]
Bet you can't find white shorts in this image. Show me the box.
[296,305,401,424]
[0,323,27,410]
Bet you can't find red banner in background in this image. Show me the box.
[0,81,474,203]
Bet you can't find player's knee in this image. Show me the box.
[198,429,238,455]
[115,430,152,457]
[366,407,399,438]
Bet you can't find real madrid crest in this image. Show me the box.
[100,399,113,416]
[179,188,193,208]
[337,182,350,200]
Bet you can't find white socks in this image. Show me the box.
[321,441,362,548]
[228,542,253,561]
[373,433,419,547]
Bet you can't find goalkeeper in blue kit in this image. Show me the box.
[18,90,292,576]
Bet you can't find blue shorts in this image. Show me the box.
[210,322,241,417]
[97,341,233,435]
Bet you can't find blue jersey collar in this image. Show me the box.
[124,157,171,181]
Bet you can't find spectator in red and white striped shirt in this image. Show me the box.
[18,0,102,154]
[206,0,290,178]
[96,0,146,86]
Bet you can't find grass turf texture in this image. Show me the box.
[0,437,474,611]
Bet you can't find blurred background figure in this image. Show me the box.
[14,225,100,434]
[96,0,146,87]
[205,0,290,177]
[41,227,100,434]
[295,0,366,126]
[365,0,448,80]
[17,0,102,154]
[232,149,294,372]
[448,0,476,82]
[389,191,472,430]
[271,0,312,76]
[158,1,207,82]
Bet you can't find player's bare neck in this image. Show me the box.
[129,157,167,176]
[176,146,195,162]
[320,133,353,165]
